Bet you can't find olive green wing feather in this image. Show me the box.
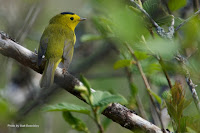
[62,40,74,69]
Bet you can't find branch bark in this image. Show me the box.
[0,32,164,133]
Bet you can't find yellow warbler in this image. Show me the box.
[38,12,86,88]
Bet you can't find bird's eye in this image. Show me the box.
[70,17,74,20]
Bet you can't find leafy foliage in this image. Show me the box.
[165,82,192,133]
[92,91,127,107]
[44,75,127,133]
[43,103,90,114]
[62,111,89,133]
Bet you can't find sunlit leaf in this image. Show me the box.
[80,75,91,96]
[62,111,89,133]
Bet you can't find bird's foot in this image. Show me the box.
[62,68,69,75]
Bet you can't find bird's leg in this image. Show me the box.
[62,68,69,75]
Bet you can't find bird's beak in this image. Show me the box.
[79,18,86,21]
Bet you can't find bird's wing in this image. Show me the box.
[62,40,74,69]
[38,37,48,66]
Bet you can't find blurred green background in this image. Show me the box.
[1,0,200,133]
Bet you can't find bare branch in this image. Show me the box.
[175,53,200,113]
[157,56,173,89]
[0,32,164,133]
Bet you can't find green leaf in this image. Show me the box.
[92,91,127,107]
[134,51,149,60]
[156,15,174,26]
[143,0,160,17]
[148,89,162,105]
[62,111,89,133]
[174,17,184,28]
[80,34,104,42]
[43,103,90,114]
[113,59,135,70]
[80,75,91,97]
[143,0,168,23]
[168,0,186,11]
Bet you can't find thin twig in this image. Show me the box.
[125,67,148,119]
[0,32,166,133]
[157,56,173,89]
[175,9,200,31]
[175,53,200,113]
[125,43,166,132]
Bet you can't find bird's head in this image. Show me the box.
[49,12,86,31]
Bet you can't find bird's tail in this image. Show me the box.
[40,58,61,88]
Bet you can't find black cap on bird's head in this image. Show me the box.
[60,11,86,21]
[60,12,75,15]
